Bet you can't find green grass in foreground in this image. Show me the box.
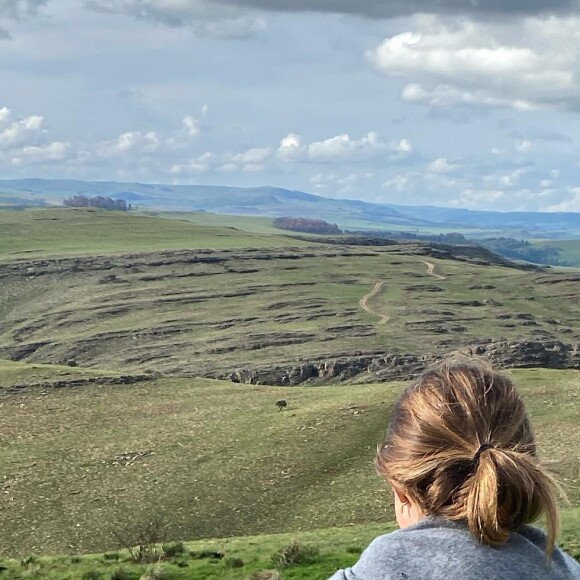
[0,513,578,579]
[0,362,578,559]
[0,208,307,258]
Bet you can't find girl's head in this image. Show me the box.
[376,359,561,553]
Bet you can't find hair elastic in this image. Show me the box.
[473,442,495,463]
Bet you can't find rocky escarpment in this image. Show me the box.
[214,339,580,386]
[0,373,158,394]
[289,237,540,270]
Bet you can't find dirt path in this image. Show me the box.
[359,281,389,324]
[422,260,447,280]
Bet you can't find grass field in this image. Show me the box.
[1,360,578,561]
[143,211,284,236]
[1,512,579,579]
[0,208,306,259]
[1,231,578,377]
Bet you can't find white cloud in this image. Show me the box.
[101,131,161,156]
[170,152,216,175]
[307,171,376,197]
[0,112,45,149]
[0,106,75,168]
[231,146,271,165]
[277,133,303,161]
[483,168,528,188]
[382,174,411,192]
[277,131,411,163]
[515,139,533,152]
[183,116,201,137]
[428,157,460,173]
[371,16,580,112]
[401,83,537,111]
[11,141,72,165]
[394,138,412,153]
[546,187,580,211]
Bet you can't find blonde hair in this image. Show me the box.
[376,359,561,555]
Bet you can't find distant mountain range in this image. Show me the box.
[1,177,580,239]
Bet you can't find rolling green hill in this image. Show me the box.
[533,239,580,268]
[0,208,307,259]
[0,211,578,379]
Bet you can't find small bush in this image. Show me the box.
[346,546,362,555]
[225,557,244,568]
[104,552,121,561]
[161,541,185,558]
[271,541,320,568]
[70,556,82,564]
[112,515,168,563]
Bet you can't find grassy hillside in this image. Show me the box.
[1,235,578,378]
[0,360,578,562]
[145,211,286,236]
[534,239,580,268]
[0,208,306,259]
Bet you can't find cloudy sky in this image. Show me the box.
[2,0,580,211]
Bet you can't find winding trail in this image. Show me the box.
[359,281,390,325]
[359,261,446,324]
[422,260,447,280]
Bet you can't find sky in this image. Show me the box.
[2,1,580,211]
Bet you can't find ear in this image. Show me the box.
[393,486,411,506]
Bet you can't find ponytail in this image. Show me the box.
[466,447,561,555]
[376,360,563,556]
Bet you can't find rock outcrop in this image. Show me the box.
[216,339,580,386]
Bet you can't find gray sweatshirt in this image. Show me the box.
[329,517,580,579]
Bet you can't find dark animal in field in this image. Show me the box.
[276,399,288,411]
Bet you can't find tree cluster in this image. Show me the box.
[479,237,566,266]
[348,230,469,245]
[274,217,342,235]
[63,195,131,211]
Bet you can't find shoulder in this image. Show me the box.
[329,520,471,580]
[326,529,414,580]
[517,526,580,575]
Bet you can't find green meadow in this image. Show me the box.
[0,208,305,259]
[0,208,578,578]
[0,361,578,577]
